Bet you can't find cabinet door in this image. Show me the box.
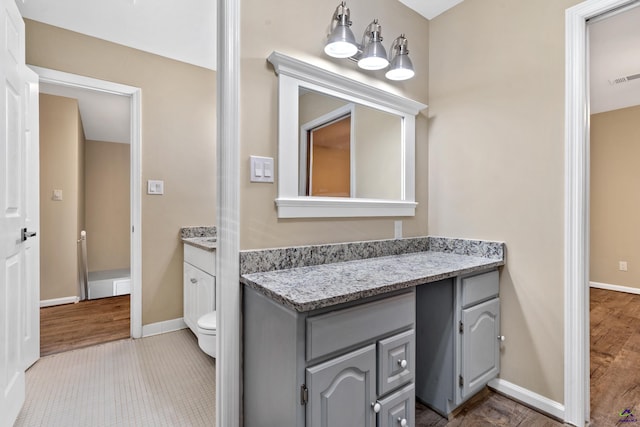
[460,297,500,401]
[183,262,197,332]
[306,344,376,427]
[195,271,215,320]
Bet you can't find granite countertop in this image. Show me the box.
[180,226,217,251]
[241,242,504,312]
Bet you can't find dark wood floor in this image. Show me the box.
[415,391,562,426]
[416,288,640,426]
[590,287,640,426]
[40,295,130,356]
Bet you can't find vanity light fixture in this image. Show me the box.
[385,35,415,81]
[325,2,415,80]
[357,19,389,70]
[325,2,359,58]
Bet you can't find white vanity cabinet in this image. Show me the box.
[415,269,500,416]
[183,244,215,334]
[244,287,416,427]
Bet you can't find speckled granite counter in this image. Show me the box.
[180,226,217,251]
[240,237,505,312]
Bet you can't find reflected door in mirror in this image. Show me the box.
[307,115,351,197]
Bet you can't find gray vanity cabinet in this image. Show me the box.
[415,269,500,416]
[244,287,415,427]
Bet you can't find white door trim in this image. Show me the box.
[216,0,241,425]
[564,1,636,425]
[29,66,143,339]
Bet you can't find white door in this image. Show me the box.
[22,67,40,370]
[0,0,31,425]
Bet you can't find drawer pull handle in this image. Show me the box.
[190,278,198,284]
[398,418,408,427]
[498,335,505,341]
[397,359,408,369]
[372,402,381,413]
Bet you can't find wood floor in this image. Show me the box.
[416,288,640,426]
[590,287,640,426]
[415,391,562,426]
[40,295,130,356]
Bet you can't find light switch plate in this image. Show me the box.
[147,180,164,195]
[52,189,63,201]
[250,156,274,183]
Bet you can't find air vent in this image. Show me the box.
[609,73,640,85]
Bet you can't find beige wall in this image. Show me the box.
[85,140,130,272]
[427,0,583,403]
[39,94,83,300]
[27,20,217,325]
[240,0,429,249]
[429,0,579,402]
[591,105,640,289]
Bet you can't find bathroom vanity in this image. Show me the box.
[181,227,217,335]
[241,237,504,426]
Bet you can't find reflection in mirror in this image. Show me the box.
[298,89,402,200]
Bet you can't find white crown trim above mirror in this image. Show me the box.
[268,51,427,218]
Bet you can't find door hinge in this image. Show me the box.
[459,375,464,387]
[459,321,464,333]
[300,384,308,405]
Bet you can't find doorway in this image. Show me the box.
[31,66,143,350]
[565,0,640,425]
[588,3,640,425]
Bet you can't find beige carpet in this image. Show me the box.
[14,329,215,427]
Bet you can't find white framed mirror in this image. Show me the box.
[268,51,427,218]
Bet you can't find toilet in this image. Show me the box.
[197,311,217,358]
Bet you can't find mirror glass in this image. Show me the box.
[298,89,402,200]
[268,51,426,218]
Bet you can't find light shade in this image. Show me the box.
[357,20,389,70]
[325,2,358,59]
[385,35,415,81]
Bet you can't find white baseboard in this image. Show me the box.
[590,281,640,295]
[488,378,565,421]
[142,318,187,337]
[40,296,79,307]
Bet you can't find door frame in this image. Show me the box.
[30,66,143,338]
[564,0,637,425]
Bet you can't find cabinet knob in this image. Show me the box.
[398,418,408,427]
[498,335,505,341]
[190,278,198,284]
[371,401,381,413]
[397,359,408,369]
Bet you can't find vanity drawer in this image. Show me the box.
[306,291,415,361]
[184,244,215,275]
[378,329,415,396]
[461,270,499,308]
[377,383,415,427]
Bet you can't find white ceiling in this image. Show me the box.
[398,0,463,20]
[16,0,216,71]
[39,82,131,144]
[589,4,640,114]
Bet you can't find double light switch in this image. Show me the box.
[250,156,274,183]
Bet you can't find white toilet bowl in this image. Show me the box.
[197,311,217,358]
